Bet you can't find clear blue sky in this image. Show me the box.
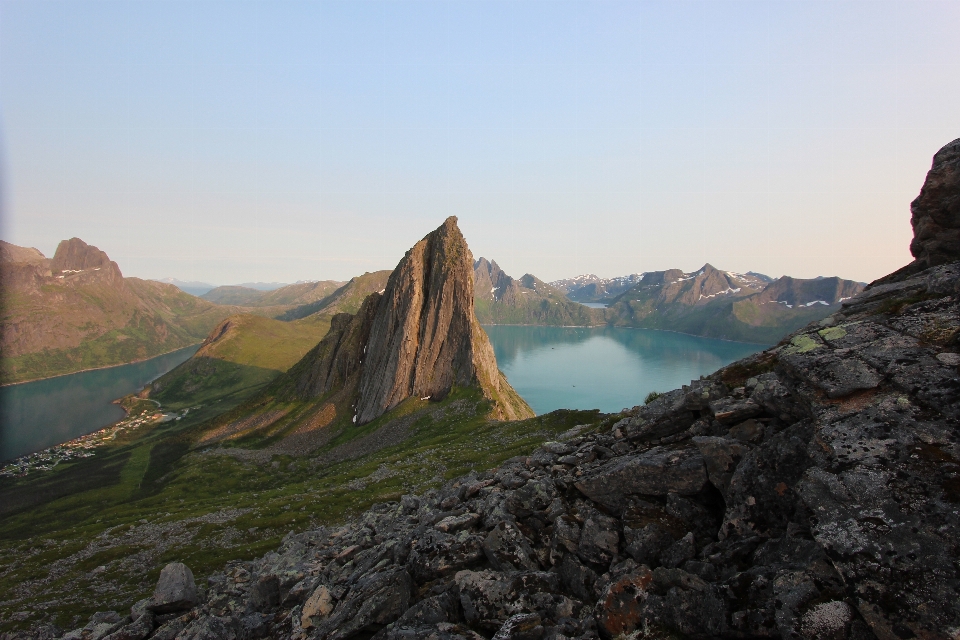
[1,0,957,285]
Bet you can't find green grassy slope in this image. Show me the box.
[278,271,391,321]
[201,281,344,308]
[151,313,332,410]
[1,278,243,384]
[199,285,267,305]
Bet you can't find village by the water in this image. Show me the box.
[0,405,193,478]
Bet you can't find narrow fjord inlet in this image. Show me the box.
[0,346,199,462]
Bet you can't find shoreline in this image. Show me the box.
[479,323,771,347]
[0,343,201,388]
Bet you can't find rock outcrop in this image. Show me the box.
[291,293,382,398]
[50,237,123,283]
[293,217,533,424]
[0,240,46,265]
[909,137,960,269]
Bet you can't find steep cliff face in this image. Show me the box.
[291,293,381,399]
[295,217,533,424]
[356,217,486,422]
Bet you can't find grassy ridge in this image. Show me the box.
[201,281,344,308]
[151,314,332,410]
[278,271,390,321]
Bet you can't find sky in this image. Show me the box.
[1,0,958,286]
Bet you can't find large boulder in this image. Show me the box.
[310,567,413,640]
[148,563,199,614]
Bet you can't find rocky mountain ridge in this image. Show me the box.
[473,259,600,327]
[0,240,46,265]
[26,140,960,640]
[478,259,862,343]
[603,264,864,344]
[549,274,645,303]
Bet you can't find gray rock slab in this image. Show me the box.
[574,445,707,509]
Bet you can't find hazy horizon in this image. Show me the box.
[2,0,958,284]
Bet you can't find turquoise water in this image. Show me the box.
[0,328,763,461]
[0,346,199,461]
[484,326,763,415]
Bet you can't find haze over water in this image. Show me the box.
[484,326,763,415]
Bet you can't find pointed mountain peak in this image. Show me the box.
[357,217,530,423]
[50,238,123,282]
[292,218,533,425]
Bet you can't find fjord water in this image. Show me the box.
[484,326,763,415]
[0,345,199,462]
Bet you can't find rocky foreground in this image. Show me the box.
[23,256,956,640]
[16,140,960,640]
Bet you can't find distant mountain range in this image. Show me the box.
[1,234,866,386]
[199,281,344,307]
[155,278,308,297]
[154,278,218,296]
[602,264,864,343]
[550,270,776,303]
[477,260,864,344]
[473,258,597,326]
[549,272,646,302]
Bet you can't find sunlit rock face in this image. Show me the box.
[356,216,508,423]
[292,216,532,424]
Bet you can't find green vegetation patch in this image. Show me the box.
[818,326,847,342]
[782,333,822,355]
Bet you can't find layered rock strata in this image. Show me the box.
[293,217,533,423]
